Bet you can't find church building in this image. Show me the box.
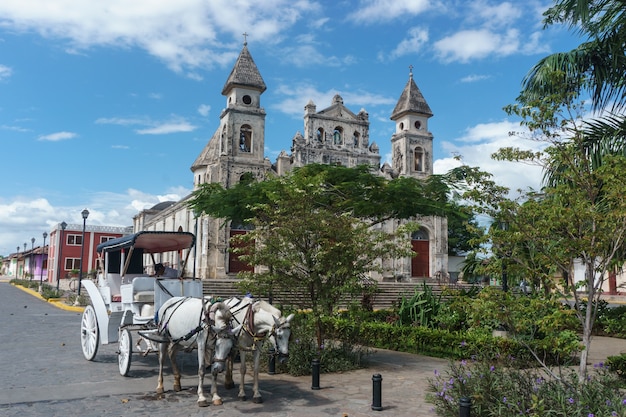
[133,42,448,281]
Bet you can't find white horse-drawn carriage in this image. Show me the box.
[79,230,294,407]
[79,230,203,375]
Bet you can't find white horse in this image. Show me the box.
[223,296,295,403]
[155,297,241,407]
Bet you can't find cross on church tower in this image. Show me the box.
[409,64,414,78]
[242,32,248,45]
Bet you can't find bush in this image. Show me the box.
[606,353,626,383]
[428,356,626,417]
[277,312,371,376]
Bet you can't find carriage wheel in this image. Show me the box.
[80,305,99,361]
[118,327,132,376]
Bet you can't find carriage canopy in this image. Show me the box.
[96,231,196,254]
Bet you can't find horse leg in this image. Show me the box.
[169,345,182,392]
[196,337,209,407]
[238,350,247,401]
[156,342,167,394]
[224,352,235,390]
[251,347,263,403]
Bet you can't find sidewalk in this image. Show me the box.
[3,274,626,416]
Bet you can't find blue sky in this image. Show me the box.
[0,0,582,256]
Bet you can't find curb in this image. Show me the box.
[11,283,85,312]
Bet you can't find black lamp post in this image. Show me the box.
[56,221,67,291]
[30,238,35,280]
[16,246,19,278]
[39,232,47,293]
[23,243,26,278]
[77,209,89,298]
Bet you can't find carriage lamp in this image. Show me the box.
[76,209,89,300]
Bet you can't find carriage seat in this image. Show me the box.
[131,276,156,303]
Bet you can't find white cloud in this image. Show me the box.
[0,0,317,73]
[435,120,546,194]
[0,64,12,80]
[38,131,77,141]
[279,43,356,68]
[389,26,429,59]
[197,104,211,117]
[460,74,490,83]
[272,83,395,118]
[97,115,197,134]
[349,0,432,23]
[136,121,197,135]
[434,28,520,63]
[467,1,522,28]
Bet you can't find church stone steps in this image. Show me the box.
[202,278,480,310]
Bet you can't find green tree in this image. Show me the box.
[187,164,453,349]
[495,73,626,380]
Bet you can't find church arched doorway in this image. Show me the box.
[411,228,429,277]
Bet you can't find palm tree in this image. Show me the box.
[523,0,626,112]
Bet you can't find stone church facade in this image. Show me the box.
[133,43,448,281]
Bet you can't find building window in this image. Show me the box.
[415,120,421,129]
[353,131,360,146]
[67,234,82,246]
[242,95,252,105]
[65,258,81,271]
[414,147,424,172]
[333,127,343,145]
[100,236,116,244]
[316,127,324,142]
[239,124,252,152]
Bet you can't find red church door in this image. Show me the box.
[411,229,430,278]
[228,230,253,273]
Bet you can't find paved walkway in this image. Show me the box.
[3,275,626,417]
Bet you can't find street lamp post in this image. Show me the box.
[56,221,67,291]
[23,243,26,278]
[16,246,19,278]
[39,232,47,293]
[76,209,89,299]
[30,238,35,280]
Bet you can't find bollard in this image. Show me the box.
[459,397,471,417]
[311,358,320,390]
[267,347,276,375]
[371,374,383,411]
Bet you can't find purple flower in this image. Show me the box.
[460,340,467,347]
[568,398,574,404]
[503,397,507,403]
[490,365,495,372]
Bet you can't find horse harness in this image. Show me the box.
[158,297,222,345]
[229,298,278,352]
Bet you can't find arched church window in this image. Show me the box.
[414,146,424,172]
[415,120,422,129]
[316,127,324,142]
[411,229,429,240]
[353,131,360,146]
[333,127,343,145]
[399,122,404,130]
[239,124,252,152]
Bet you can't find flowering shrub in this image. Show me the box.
[428,356,626,416]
